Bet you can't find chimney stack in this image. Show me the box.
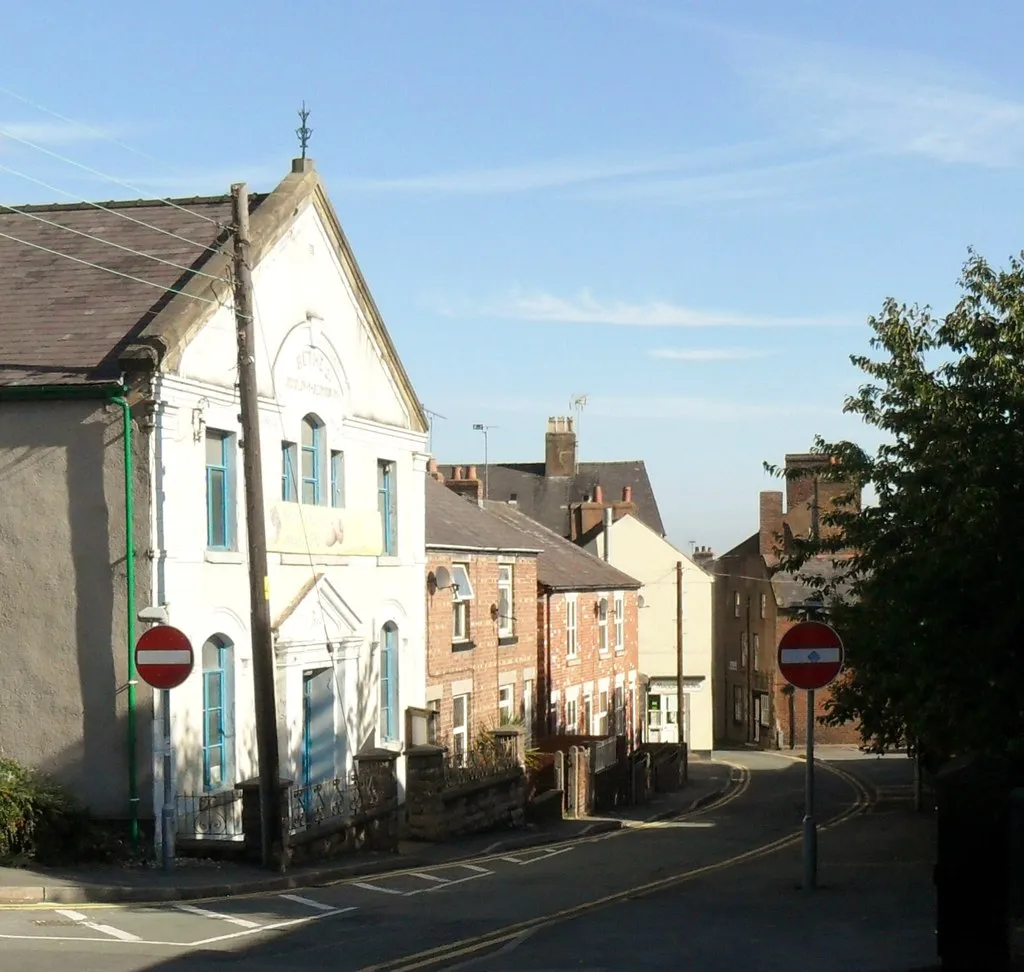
[544,416,577,478]
[593,484,603,504]
[692,545,715,569]
[622,485,632,503]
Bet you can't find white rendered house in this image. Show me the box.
[139,161,429,839]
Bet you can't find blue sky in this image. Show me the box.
[2,0,1019,554]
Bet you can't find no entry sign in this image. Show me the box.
[135,625,194,691]
[777,620,845,691]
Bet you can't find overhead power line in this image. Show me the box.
[0,162,222,254]
[0,125,224,227]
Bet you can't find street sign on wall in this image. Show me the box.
[777,620,845,691]
[135,624,194,691]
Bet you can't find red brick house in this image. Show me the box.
[760,453,862,748]
[424,476,541,761]
[482,500,643,749]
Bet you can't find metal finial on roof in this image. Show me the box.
[296,102,313,160]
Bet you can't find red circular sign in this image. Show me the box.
[135,624,195,691]
[777,620,845,691]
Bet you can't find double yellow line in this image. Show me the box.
[355,758,872,972]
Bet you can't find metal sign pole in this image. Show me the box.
[162,687,175,872]
[803,687,817,890]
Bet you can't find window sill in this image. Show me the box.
[498,635,518,647]
[205,550,243,564]
[451,640,475,653]
[566,657,581,667]
[377,555,401,566]
[598,650,611,659]
[614,647,625,656]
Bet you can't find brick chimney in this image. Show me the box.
[545,416,576,478]
[427,458,445,483]
[445,466,483,505]
[759,491,784,563]
[692,545,715,569]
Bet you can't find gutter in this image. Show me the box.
[0,381,140,850]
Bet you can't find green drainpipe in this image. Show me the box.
[0,382,140,850]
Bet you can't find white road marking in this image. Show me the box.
[500,855,522,864]
[458,863,489,873]
[278,893,336,911]
[410,872,450,884]
[187,907,356,948]
[53,909,141,943]
[353,881,405,895]
[174,903,260,928]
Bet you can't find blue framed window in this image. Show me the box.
[202,636,234,790]
[281,441,297,501]
[379,622,399,742]
[330,450,344,508]
[205,430,233,549]
[301,415,323,505]
[377,459,396,555]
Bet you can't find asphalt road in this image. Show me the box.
[0,750,899,972]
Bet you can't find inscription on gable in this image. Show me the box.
[283,348,341,400]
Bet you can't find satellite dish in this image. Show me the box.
[433,566,452,590]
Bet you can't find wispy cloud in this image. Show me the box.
[0,121,127,148]
[333,139,832,203]
[435,289,853,328]
[649,13,1024,169]
[649,348,774,362]
[443,392,828,423]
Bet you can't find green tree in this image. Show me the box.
[771,249,1024,761]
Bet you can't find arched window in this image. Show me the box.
[379,622,399,742]
[202,635,234,791]
[300,414,324,505]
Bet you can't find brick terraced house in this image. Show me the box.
[424,473,541,760]
[482,499,644,749]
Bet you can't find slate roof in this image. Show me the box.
[0,194,260,385]
[425,477,542,553]
[437,461,665,539]
[482,500,642,592]
[772,556,857,611]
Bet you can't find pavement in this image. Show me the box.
[0,749,944,971]
[0,758,731,905]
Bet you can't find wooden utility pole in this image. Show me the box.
[676,560,684,746]
[232,182,283,870]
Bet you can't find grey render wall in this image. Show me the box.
[0,398,153,819]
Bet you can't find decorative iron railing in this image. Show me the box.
[290,773,360,832]
[175,790,244,840]
[443,747,519,790]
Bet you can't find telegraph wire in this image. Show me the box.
[0,162,223,254]
[0,228,221,305]
[0,85,199,183]
[0,125,225,228]
[0,200,229,284]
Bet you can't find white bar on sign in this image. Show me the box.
[780,647,841,665]
[137,649,192,665]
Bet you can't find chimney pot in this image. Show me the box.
[454,466,464,480]
[622,485,633,503]
[594,484,603,504]
[467,465,478,480]
[428,458,438,473]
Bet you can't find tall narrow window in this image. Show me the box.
[205,430,233,549]
[598,597,609,653]
[759,592,767,619]
[566,596,578,658]
[202,636,233,790]
[379,622,399,742]
[281,442,297,501]
[498,684,514,724]
[753,632,760,672]
[497,564,514,637]
[300,415,323,505]
[451,564,474,644]
[733,591,741,618]
[452,694,470,763]
[377,459,397,555]
[330,450,345,508]
[613,593,624,650]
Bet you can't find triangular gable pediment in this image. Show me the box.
[273,574,362,646]
[118,161,428,434]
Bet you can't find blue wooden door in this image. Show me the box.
[302,668,335,788]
